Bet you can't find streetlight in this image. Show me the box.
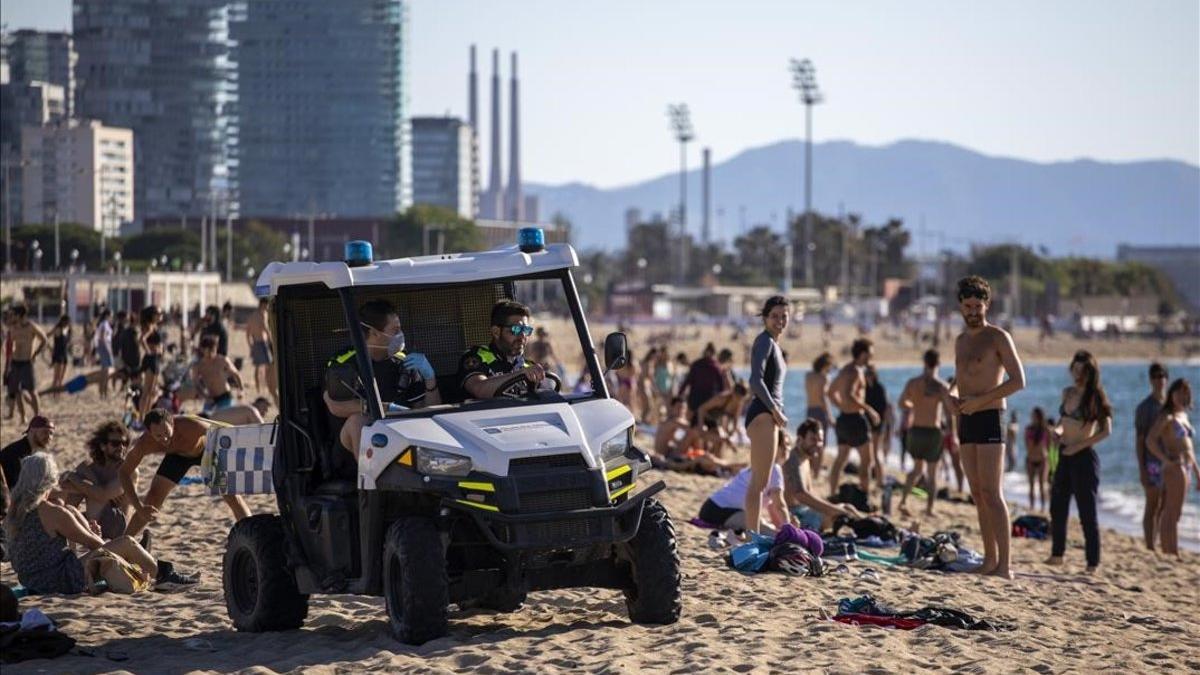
[33,248,43,272]
[667,103,694,284]
[69,248,79,272]
[789,58,823,287]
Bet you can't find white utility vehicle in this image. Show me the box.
[214,231,681,644]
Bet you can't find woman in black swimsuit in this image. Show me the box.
[1047,350,1112,573]
[137,305,164,420]
[49,314,71,397]
[1024,406,1050,511]
[742,296,790,534]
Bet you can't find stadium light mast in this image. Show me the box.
[790,58,822,288]
[667,103,694,284]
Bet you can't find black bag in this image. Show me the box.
[833,483,870,512]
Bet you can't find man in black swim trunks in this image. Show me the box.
[119,409,251,537]
[951,276,1025,580]
[827,339,881,497]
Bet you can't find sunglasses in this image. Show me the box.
[501,324,535,337]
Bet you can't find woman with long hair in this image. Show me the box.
[1046,350,1112,573]
[742,296,790,534]
[5,453,161,594]
[1025,406,1050,511]
[1146,378,1200,558]
[49,314,72,398]
[136,305,164,421]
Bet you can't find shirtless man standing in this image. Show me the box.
[827,339,881,496]
[120,409,251,537]
[952,275,1025,579]
[5,305,48,423]
[191,335,244,413]
[244,298,277,406]
[896,349,958,517]
[804,352,834,479]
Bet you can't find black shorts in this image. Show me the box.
[6,360,34,395]
[699,498,741,528]
[156,453,201,484]
[836,412,869,448]
[140,354,161,376]
[958,409,1004,445]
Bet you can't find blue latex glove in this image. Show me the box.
[401,353,435,380]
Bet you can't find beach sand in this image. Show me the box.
[3,342,1200,674]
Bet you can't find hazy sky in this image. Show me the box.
[6,0,1198,187]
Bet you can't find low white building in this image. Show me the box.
[20,119,134,235]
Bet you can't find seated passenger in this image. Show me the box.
[324,299,440,461]
[782,418,865,531]
[459,300,548,400]
[60,420,138,540]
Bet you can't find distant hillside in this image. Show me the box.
[527,139,1200,256]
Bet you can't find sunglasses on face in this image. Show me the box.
[501,324,535,337]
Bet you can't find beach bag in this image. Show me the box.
[85,550,151,594]
[728,533,775,573]
[833,483,870,511]
[835,515,898,543]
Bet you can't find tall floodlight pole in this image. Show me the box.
[667,104,694,284]
[790,58,823,288]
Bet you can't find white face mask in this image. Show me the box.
[363,322,406,359]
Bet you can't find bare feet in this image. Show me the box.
[898,504,912,517]
[988,567,1015,580]
[1044,556,1064,565]
[975,560,998,575]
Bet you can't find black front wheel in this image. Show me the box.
[622,498,682,624]
[223,514,309,632]
[383,517,449,644]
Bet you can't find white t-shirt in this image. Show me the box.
[709,464,783,510]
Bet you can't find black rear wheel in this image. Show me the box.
[622,498,682,624]
[223,514,309,632]
[383,517,449,644]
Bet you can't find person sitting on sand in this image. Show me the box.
[693,382,749,457]
[896,349,958,518]
[653,397,743,476]
[6,452,197,593]
[60,421,139,540]
[697,439,788,532]
[120,409,252,537]
[782,419,865,531]
[0,415,55,490]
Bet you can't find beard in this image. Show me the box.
[963,315,983,328]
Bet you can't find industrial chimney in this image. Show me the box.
[468,45,480,218]
[506,52,523,222]
[485,48,503,219]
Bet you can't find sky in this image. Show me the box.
[5,0,1198,188]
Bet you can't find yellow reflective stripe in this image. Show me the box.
[609,483,636,500]
[476,347,496,364]
[457,481,495,493]
[605,464,632,481]
[335,350,356,364]
[454,499,500,512]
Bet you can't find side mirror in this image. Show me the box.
[603,332,629,374]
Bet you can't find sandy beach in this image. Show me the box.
[3,334,1200,674]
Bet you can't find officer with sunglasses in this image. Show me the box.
[459,300,548,400]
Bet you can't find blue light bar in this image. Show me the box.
[345,240,374,267]
[518,227,545,253]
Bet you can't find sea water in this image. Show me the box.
[766,361,1200,552]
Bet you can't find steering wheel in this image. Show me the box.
[526,370,563,396]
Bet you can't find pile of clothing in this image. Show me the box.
[0,586,76,664]
[1011,514,1050,540]
[833,594,1014,631]
[898,530,984,572]
[728,524,827,577]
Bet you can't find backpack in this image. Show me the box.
[833,483,870,512]
[835,515,899,543]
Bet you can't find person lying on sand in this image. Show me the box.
[654,397,743,476]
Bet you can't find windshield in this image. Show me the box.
[337,271,605,417]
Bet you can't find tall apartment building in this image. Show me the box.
[411,117,478,219]
[233,0,412,218]
[5,30,76,117]
[21,120,135,236]
[1,80,67,227]
[74,0,239,223]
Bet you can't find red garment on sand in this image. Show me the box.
[833,613,926,630]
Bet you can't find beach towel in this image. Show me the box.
[1011,514,1050,540]
[833,613,926,630]
[834,594,1014,631]
[688,517,723,530]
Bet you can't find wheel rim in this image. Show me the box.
[230,548,260,614]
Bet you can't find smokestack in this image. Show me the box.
[487,48,503,218]
[702,147,711,244]
[507,51,523,222]
[468,45,478,132]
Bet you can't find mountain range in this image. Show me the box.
[525,139,1199,257]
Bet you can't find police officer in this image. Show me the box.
[324,299,439,460]
[459,300,548,399]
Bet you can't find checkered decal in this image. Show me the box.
[203,424,276,496]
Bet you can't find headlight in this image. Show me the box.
[416,448,473,477]
[599,427,633,464]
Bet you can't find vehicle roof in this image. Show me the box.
[254,243,578,297]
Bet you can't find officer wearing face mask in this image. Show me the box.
[324,299,440,462]
[458,300,548,400]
